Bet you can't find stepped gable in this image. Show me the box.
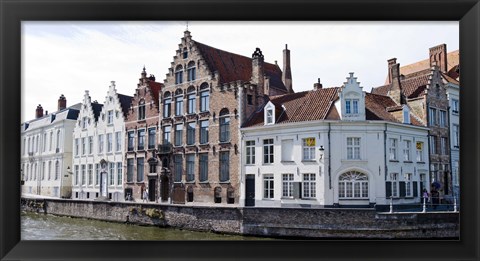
[194,41,287,92]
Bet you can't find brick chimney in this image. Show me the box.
[313,78,323,90]
[282,44,293,93]
[429,44,447,73]
[388,62,404,105]
[251,47,265,95]
[58,95,66,111]
[35,104,44,118]
[387,58,397,84]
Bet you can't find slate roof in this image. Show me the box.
[117,93,133,118]
[194,41,287,92]
[22,103,81,131]
[243,88,423,128]
[91,102,104,122]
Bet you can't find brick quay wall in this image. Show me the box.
[21,197,459,239]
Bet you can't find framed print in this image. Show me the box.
[1,0,479,260]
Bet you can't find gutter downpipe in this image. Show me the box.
[328,123,331,189]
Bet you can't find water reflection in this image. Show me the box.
[21,211,274,241]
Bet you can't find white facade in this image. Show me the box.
[21,103,80,198]
[446,82,460,200]
[72,82,131,201]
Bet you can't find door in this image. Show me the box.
[245,174,255,206]
[161,176,169,202]
[148,179,156,201]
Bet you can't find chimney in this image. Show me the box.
[45,110,48,115]
[429,44,447,73]
[35,104,44,118]
[388,62,404,105]
[58,94,66,111]
[282,44,293,93]
[251,48,265,95]
[313,78,323,90]
[387,58,397,84]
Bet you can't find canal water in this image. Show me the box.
[21,211,274,240]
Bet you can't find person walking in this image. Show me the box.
[143,189,149,203]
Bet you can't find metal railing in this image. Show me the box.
[377,196,459,213]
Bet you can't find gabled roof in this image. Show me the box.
[372,69,431,99]
[194,41,287,92]
[117,93,133,118]
[91,102,104,122]
[148,81,162,107]
[399,50,459,77]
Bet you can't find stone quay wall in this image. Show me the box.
[21,197,459,239]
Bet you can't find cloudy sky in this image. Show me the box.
[22,21,459,122]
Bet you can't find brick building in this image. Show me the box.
[371,44,459,200]
[157,30,291,205]
[124,68,163,202]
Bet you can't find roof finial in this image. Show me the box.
[186,21,189,31]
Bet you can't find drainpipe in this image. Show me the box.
[328,123,331,189]
[384,123,387,180]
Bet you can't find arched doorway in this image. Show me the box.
[337,170,369,206]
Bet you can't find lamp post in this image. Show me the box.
[319,145,324,160]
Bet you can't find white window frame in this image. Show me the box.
[245,140,255,165]
[389,138,397,160]
[263,139,274,164]
[263,174,274,199]
[403,140,411,161]
[453,124,459,148]
[302,173,316,199]
[346,137,361,160]
[302,138,316,161]
[282,173,294,198]
[107,110,114,124]
[390,173,399,198]
[405,173,413,197]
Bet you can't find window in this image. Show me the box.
[263,174,274,199]
[453,124,459,147]
[266,108,273,124]
[199,120,209,144]
[23,138,25,155]
[420,173,427,190]
[74,165,79,185]
[36,136,39,153]
[187,61,196,82]
[137,129,145,150]
[405,173,413,197]
[338,171,369,199]
[441,137,448,155]
[389,138,397,160]
[126,159,134,183]
[247,94,253,105]
[263,139,274,164]
[88,136,93,154]
[429,136,437,154]
[200,88,209,112]
[107,133,113,152]
[389,173,399,198]
[187,92,196,114]
[81,165,86,185]
[219,109,230,142]
[186,154,195,182]
[175,93,184,116]
[48,161,52,180]
[174,155,183,182]
[115,131,121,152]
[452,99,459,113]
[42,162,45,180]
[199,153,208,182]
[138,100,146,120]
[95,163,100,185]
[109,162,115,186]
[163,126,171,144]
[429,107,437,126]
[163,92,172,118]
[49,132,53,151]
[282,173,294,198]
[82,116,87,129]
[97,134,104,153]
[182,48,188,59]
[148,127,156,150]
[403,140,411,161]
[302,138,315,161]
[55,161,59,180]
[439,110,447,127]
[187,122,195,145]
[43,133,46,152]
[175,65,183,85]
[246,140,255,165]
[88,164,93,185]
[75,138,79,156]
[137,158,144,182]
[219,151,230,182]
[347,137,361,160]
[403,107,410,124]
[346,99,359,114]
[416,142,424,162]
[127,131,134,151]
[174,124,183,146]
[303,173,316,198]
[107,110,114,124]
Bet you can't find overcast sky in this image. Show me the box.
[22,21,459,122]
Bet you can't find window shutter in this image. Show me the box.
[386,182,392,198]
[413,181,418,197]
[399,181,406,197]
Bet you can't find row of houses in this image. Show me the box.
[21,30,460,208]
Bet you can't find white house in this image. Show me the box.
[21,95,80,198]
[240,73,430,208]
[72,82,132,201]
[446,80,460,201]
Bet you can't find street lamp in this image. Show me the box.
[319,145,325,160]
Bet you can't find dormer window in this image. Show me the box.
[264,102,275,125]
[403,106,410,124]
[345,99,359,114]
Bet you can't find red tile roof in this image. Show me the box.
[399,50,459,76]
[372,69,430,99]
[148,81,163,107]
[194,41,287,92]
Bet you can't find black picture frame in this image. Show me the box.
[1,0,479,260]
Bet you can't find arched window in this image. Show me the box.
[182,47,188,59]
[163,92,171,118]
[49,132,53,151]
[55,161,60,180]
[199,82,209,112]
[35,135,39,153]
[338,171,369,199]
[187,86,196,114]
[56,130,61,151]
[175,65,183,84]
[48,161,52,180]
[187,61,196,81]
[219,109,230,142]
[138,99,146,120]
[175,89,184,116]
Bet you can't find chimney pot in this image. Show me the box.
[58,94,67,111]
[35,104,44,118]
